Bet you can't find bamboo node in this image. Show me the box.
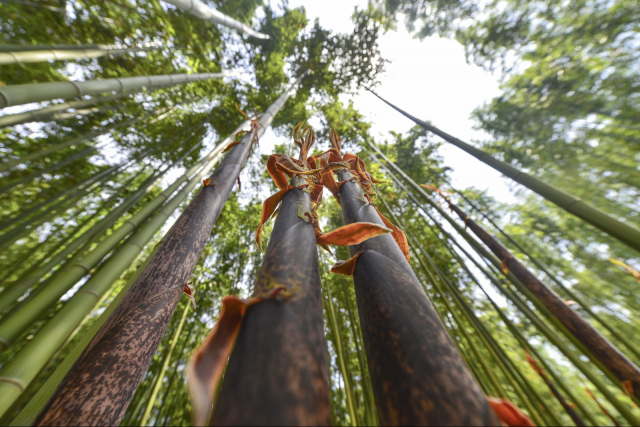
[0,377,25,391]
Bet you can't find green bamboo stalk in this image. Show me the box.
[7,241,162,427]
[0,45,157,65]
[367,92,640,254]
[140,300,190,426]
[374,157,640,425]
[445,195,640,401]
[0,91,134,129]
[0,42,161,53]
[0,116,137,173]
[0,156,176,308]
[320,260,358,426]
[0,160,130,247]
[340,278,378,426]
[0,135,225,351]
[443,176,640,361]
[0,72,228,109]
[0,145,106,194]
[162,0,269,39]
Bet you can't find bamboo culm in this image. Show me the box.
[163,0,269,39]
[367,92,640,254]
[33,76,302,426]
[335,165,499,426]
[0,45,157,65]
[0,72,227,109]
[211,175,331,426]
[7,241,162,427]
[447,199,640,401]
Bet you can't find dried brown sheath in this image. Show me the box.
[336,169,500,426]
[448,200,640,401]
[210,175,330,426]
[33,78,302,426]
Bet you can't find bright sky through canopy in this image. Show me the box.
[261,0,516,203]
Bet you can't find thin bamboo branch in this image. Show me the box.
[0,45,157,65]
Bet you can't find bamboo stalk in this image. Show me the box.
[444,176,640,361]
[0,72,228,109]
[212,174,331,425]
[0,45,157,65]
[33,76,302,426]
[446,198,640,401]
[7,241,162,427]
[0,42,161,53]
[163,0,269,39]
[334,164,499,425]
[320,261,358,426]
[367,92,640,254]
[413,203,601,426]
[372,153,640,425]
[0,116,138,172]
[140,300,190,426]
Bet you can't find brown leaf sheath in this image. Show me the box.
[447,201,640,401]
[337,170,500,426]
[33,127,258,427]
[210,175,330,426]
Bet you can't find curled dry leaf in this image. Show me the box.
[487,397,535,427]
[267,155,289,190]
[315,222,391,247]
[202,179,211,187]
[183,283,196,309]
[374,206,410,263]
[187,295,262,426]
[255,186,293,253]
[331,253,363,276]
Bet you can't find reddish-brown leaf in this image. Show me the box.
[256,186,292,252]
[374,207,411,263]
[202,179,211,187]
[488,397,535,427]
[331,253,363,276]
[316,222,391,247]
[321,172,340,205]
[267,155,289,190]
[187,295,262,426]
[183,284,196,309]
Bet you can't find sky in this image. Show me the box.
[260,0,517,203]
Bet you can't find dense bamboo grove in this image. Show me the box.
[1,0,639,426]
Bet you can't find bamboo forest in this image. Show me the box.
[0,0,639,425]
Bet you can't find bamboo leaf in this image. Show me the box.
[316,222,391,247]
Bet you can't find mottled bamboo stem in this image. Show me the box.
[336,167,499,426]
[211,176,330,426]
